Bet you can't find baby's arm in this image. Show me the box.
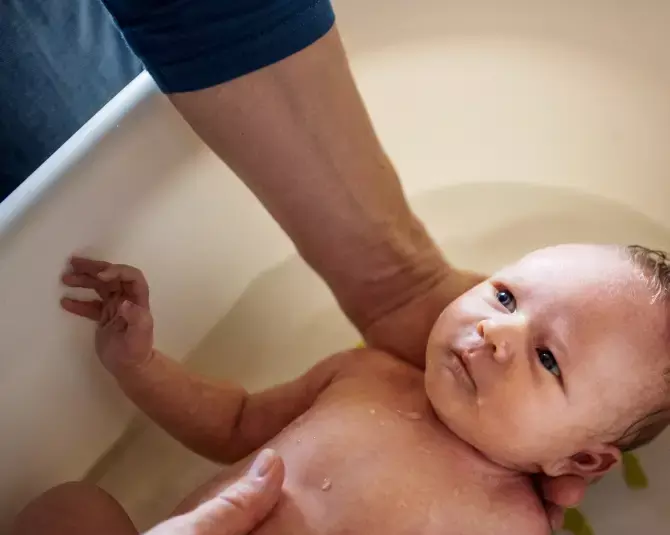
[61,257,343,463]
[112,349,342,463]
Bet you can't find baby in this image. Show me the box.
[59,243,670,535]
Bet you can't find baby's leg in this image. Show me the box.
[12,481,138,535]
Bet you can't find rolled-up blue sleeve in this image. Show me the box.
[101,0,335,93]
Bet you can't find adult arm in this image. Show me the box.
[102,0,476,366]
[169,29,485,364]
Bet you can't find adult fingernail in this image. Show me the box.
[248,449,277,478]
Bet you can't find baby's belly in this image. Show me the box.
[172,397,547,535]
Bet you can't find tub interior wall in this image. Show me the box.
[1,0,669,532]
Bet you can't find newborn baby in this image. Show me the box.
[60,244,670,535]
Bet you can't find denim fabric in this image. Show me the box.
[1,0,335,202]
[0,0,142,201]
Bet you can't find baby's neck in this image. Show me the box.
[425,404,533,482]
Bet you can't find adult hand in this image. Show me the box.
[146,449,285,535]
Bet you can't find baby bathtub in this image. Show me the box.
[1,0,669,532]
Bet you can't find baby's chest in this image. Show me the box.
[181,370,547,535]
[269,451,499,535]
[257,393,543,534]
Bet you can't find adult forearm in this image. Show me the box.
[169,27,450,339]
[101,0,463,364]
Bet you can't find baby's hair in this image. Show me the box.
[626,245,670,304]
[614,245,670,452]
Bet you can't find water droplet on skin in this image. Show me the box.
[297,438,302,444]
[321,478,332,491]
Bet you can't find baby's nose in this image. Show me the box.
[476,317,526,364]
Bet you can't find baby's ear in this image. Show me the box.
[542,445,621,479]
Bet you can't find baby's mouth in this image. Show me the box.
[445,347,477,393]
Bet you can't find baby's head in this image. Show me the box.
[425,244,670,479]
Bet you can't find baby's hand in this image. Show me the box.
[61,257,154,374]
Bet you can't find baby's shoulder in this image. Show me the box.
[322,347,423,394]
[328,346,419,376]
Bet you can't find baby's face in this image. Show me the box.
[425,244,668,475]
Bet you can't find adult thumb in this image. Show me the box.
[145,450,285,535]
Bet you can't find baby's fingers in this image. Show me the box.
[98,264,144,283]
[60,298,103,321]
[98,265,149,307]
[64,257,116,299]
[68,256,111,276]
[118,301,153,331]
[61,272,104,293]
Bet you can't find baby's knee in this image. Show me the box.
[12,481,136,535]
[23,481,107,511]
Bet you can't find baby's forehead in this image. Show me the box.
[502,244,626,276]
[494,244,642,294]
[494,244,669,368]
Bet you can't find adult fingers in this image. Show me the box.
[145,449,285,535]
[193,450,285,535]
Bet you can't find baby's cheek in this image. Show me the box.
[498,396,558,447]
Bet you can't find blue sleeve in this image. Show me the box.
[101,0,335,93]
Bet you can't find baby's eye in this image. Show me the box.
[495,288,517,312]
[537,349,561,378]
